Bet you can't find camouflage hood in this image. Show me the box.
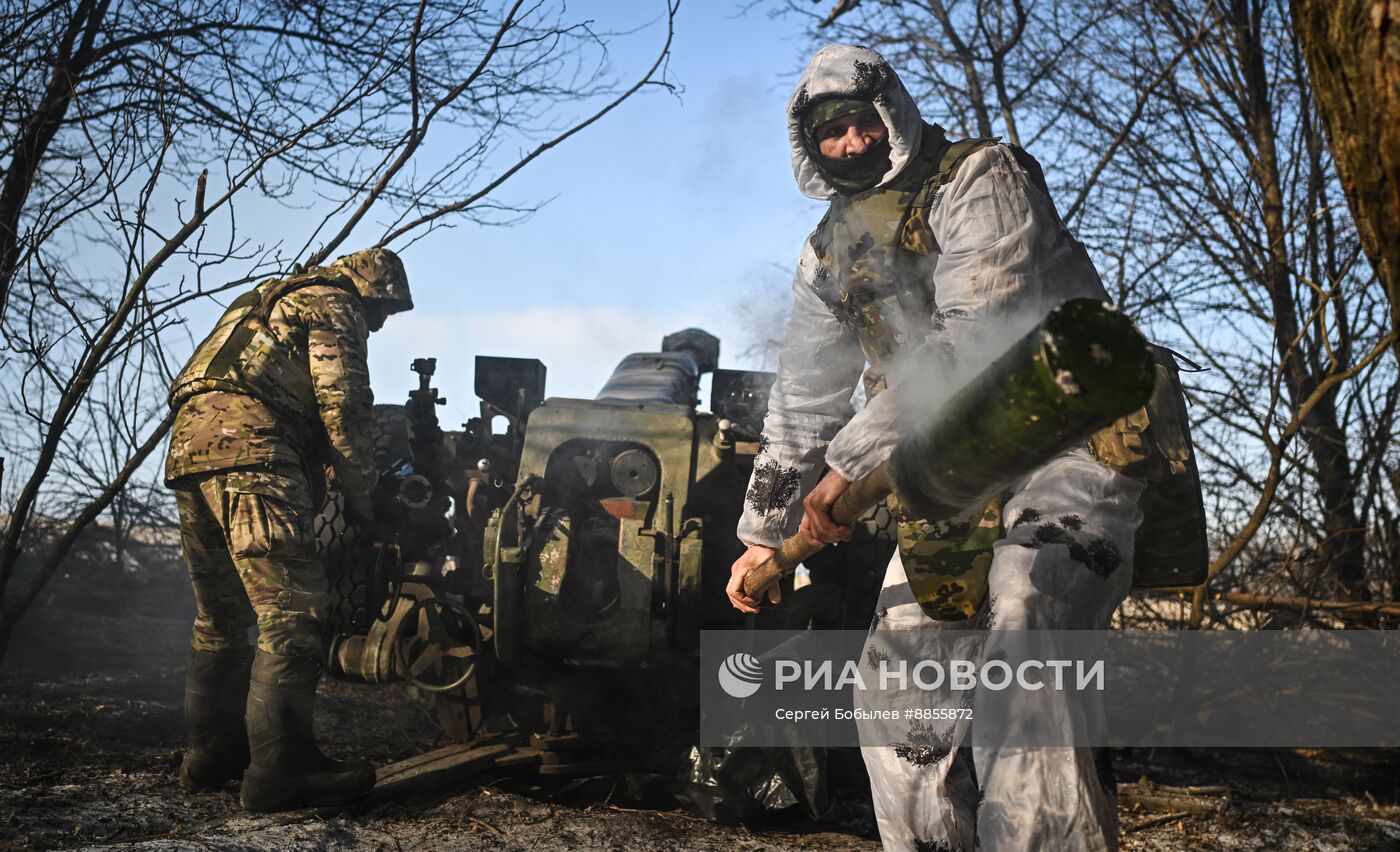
[788,44,924,200]
[326,247,412,314]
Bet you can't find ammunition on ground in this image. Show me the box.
[741,298,1156,599]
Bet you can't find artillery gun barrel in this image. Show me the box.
[741,298,1156,599]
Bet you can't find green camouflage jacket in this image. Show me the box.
[165,279,378,496]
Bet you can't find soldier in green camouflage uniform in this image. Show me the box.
[165,248,412,812]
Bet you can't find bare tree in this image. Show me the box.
[0,0,679,663]
[1099,0,1394,615]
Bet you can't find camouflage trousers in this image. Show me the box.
[857,448,1144,852]
[176,468,327,657]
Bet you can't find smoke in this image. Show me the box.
[823,240,1114,488]
[891,301,1055,424]
[822,300,1055,486]
[1,521,194,673]
[730,263,795,373]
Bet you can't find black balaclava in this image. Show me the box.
[801,97,892,196]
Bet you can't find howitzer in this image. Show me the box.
[314,327,891,815]
[741,298,1157,599]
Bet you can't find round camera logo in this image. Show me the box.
[717,652,764,699]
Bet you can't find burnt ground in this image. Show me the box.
[3,560,1400,850]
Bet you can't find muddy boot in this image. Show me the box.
[239,652,374,812]
[179,647,254,792]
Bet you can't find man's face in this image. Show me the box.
[363,302,388,333]
[814,108,887,158]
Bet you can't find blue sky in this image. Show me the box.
[363,3,824,428]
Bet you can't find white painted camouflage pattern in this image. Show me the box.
[741,43,1142,851]
[739,46,1110,549]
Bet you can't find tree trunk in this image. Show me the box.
[0,610,16,670]
[1292,0,1400,362]
[1233,0,1368,598]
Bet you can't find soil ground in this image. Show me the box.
[3,559,1399,850]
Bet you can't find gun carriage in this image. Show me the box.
[313,330,889,803]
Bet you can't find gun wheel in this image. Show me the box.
[393,595,480,694]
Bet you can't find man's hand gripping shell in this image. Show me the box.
[725,470,854,613]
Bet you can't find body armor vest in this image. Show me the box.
[809,124,1004,620]
[808,124,995,394]
[170,272,360,418]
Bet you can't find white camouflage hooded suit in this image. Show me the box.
[736,44,1143,851]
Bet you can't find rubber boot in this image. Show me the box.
[239,652,375,812]
[179,647,254,792]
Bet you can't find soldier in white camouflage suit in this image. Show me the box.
[726,45,1143,851]
[165,248,412,812]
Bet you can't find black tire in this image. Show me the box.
[857,499,897,543]
[370,404,411,469]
